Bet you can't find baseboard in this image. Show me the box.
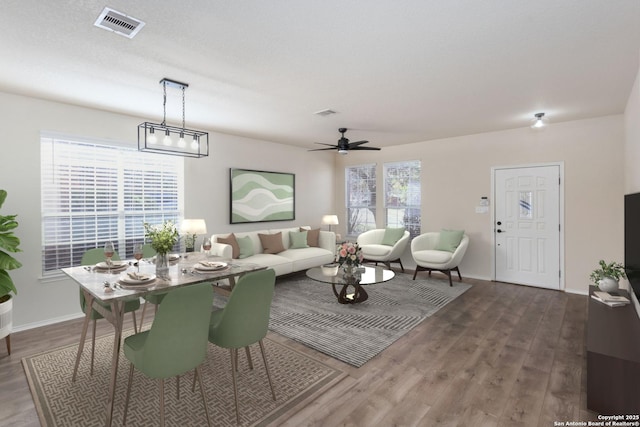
[12,312,85,333]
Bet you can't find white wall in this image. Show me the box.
[0,91,335,330]
[335,115,625,295]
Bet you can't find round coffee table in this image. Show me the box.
[306,265,395,304]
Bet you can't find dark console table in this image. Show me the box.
[587,285,640,414]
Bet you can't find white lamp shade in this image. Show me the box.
[321,214,339,225]
[180,219,207,235]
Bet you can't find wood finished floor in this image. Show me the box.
[0,274,599,426]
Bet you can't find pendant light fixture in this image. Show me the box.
[138,78,209,158]
[531,112,546,129]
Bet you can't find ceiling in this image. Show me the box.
[1,1,639,150]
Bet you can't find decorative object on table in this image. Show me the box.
[0,189,21,356]
[144,220,179,277]
[336,241,364,282]
[138,78,209,158]
[321,263,339,276]
[589,259,627,293]
[180,219,207,252]
[230,168,295,224]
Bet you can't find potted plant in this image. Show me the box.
[144,220,178,277]
[589,259,626,293]
[0,189,22,354]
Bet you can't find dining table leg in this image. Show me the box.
[72,290,93,382]
[104,300,124,427]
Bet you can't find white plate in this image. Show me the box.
[195,261,228,271]
[120,273,156,284]
[95,261,128,270]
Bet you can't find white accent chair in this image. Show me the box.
[411,232,469,286]
[356,229,411,272]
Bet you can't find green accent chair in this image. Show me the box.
[208,269,277,424]
[138,244,167,329]
[122,283,214,427]
[73,248,140,380]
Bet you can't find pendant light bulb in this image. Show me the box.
[178,132,186,148]
[163,129,172,146]
[191,135,199,150]
[148,127,157,144]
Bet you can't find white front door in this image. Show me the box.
[494,165,561,290]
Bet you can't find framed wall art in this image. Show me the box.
[230,168,295,224]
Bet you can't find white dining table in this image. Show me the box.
[61,253,266,427]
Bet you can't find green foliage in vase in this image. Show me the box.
[0,190,22,299]
[144,221,179,255]
[589,259,626,284]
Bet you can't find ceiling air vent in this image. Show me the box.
[94,7,145,39]
[314,109,337,117]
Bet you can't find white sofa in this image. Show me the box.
[210,226,336,276]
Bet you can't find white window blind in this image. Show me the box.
[345,164,377,236]
[41,135,184,274]
[384,160,421,238]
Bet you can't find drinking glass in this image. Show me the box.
[104,241,115,274]
[202,237,212,256]
[133,243,143,273]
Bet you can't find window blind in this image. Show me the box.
[41,136,184,274]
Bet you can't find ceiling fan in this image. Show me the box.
[309,128,381,155]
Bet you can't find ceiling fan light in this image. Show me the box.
[338,149,348,155]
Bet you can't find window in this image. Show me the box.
[41,135,184,274]
[384,160,421,237]
[345,164,376,236]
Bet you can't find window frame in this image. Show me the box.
[40,133,184,276]
[345,163,377,237]
[383,160,421,238]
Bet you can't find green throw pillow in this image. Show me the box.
[381,227,405,246]
[237,236,255,259]
[435,229,465,252]
[290,230,309,249]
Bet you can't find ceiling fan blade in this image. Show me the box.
[308,147,338,151]
[313,142,338,147]
[350,146,381,151]
[348,140,369,147]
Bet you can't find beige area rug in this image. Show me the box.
[22,333,344,426]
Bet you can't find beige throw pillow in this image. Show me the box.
[302,227,320,247]
[217,233,240,259]
[259,232,286,254]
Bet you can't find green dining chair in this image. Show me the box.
[73,248,140,381]
[122,283,214,427]
[208,268,277,424]
[138,244,167,329]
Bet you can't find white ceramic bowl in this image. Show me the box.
[321,263,339,276]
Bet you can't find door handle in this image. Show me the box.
[496,229,504,233]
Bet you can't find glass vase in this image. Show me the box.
[155,252,169,278]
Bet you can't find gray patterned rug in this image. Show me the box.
[22,335,344,427]
[267,272,471,367]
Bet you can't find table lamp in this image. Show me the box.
[180,219,207,252]
[321,214,339,232]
